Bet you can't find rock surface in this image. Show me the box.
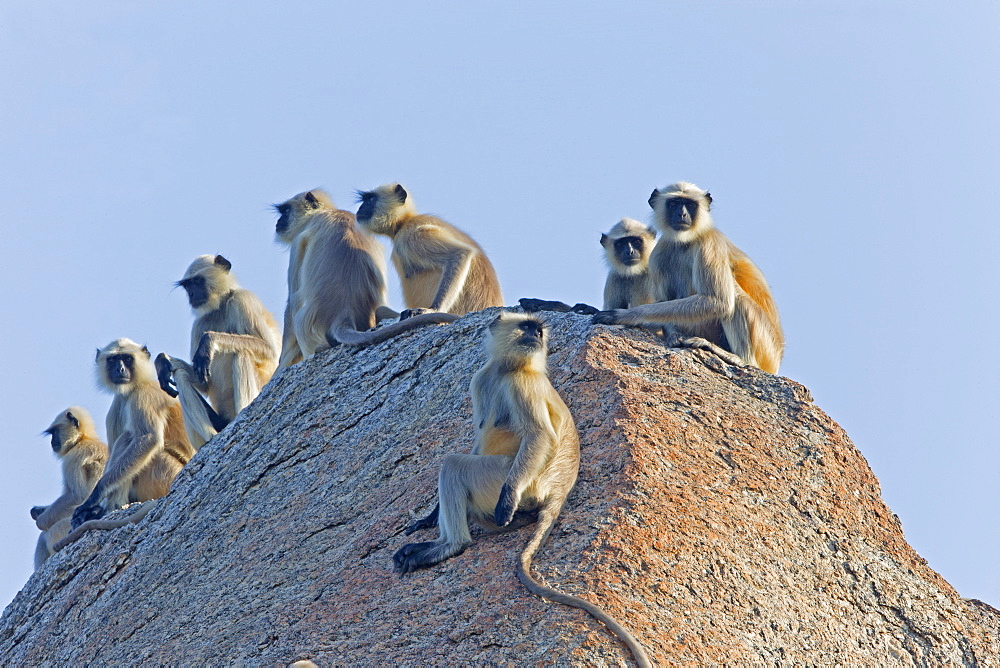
[2,310,998,666]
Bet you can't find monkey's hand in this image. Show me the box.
[399,308,434,320]
[30,505,46,521]
[192,334,215,385]
[570,303,599,315]
[154,353,180,398]
[494,483,519,527]
[71,499,105,530]
[592,309,626,325]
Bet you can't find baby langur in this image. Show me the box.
[274,190,459,368]
[155,254,280,448]
[600,218,657,310]
[394,312,650,668]
[520,218,656,315]
[594,182,784,373]
[31,407,108,568]
[71,339,194,531]
[355,183,504,317]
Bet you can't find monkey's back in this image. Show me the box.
[300,211,386,333]
[392,215,504,314]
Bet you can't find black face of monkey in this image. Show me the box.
[44,427,62,452]
[516,319,546,349]
[355,191,376,223]
[614,236,645,266]
[178,275,209,308]
[664,197,699,231]
[105,354,135,385]
[274,203,292,234]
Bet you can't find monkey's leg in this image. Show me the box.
[394,454,512,574]
[131,453,183,502]
[278,302,304,369]
[33,533,51,569]
[231,351,263,414]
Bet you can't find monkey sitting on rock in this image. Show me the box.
[520,217,656,316]
[31,407,108,568]
[594,182,783,373]
[394,312,650,667]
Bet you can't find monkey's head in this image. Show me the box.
[176,254,237,313]
[43,406,96,455]
[355,183,416,237]
[649,182,714,243]
[96,338,155,394]
[601,218,657,276]
[487,312,548,371]
[274,189,334,243]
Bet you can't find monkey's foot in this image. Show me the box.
[669,335,745,367]
[154,353,180,398]
[393,540,468,574]
[404,505,439,535]
[592,309,627,325]
[399,308,434,320]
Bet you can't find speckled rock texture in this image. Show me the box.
[2,309,998,666]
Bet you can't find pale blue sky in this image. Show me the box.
[2,2,998,611]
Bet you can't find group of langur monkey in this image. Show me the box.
[31,181,782,667]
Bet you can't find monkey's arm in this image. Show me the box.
[595,241,735,326]
[602,277,629,310]
[494,398,559,527]
[34,490,85,530]
[72,420,163,528]
[409,228,476,313]
[193,332,277,381]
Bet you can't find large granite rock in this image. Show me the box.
[2,310,997,665]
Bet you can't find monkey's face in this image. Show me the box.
[178,274,209,309]
[274,202,293,236]
[664,197,700,231]
[43,425,63,452]
[515,318,546,349]
[613,236,646,267]
[355,191,377,224]
[44,411,79,453]
[105,353,135,385]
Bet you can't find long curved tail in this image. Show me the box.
[518,504,652,668]
[52,501,157,553]
[327,312,460,347]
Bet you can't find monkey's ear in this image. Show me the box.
[95,348,102,362]
[489,314,503,329]
[648,189,660,209]
[394,184,408,202]
[600,233,610,247]
[141,346,151,359]
[305,191,320,208]
[65,411,79,429]
[704,191,712,209]
[647,225,658,238]
[214,255,232,272]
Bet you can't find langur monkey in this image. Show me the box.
[394,312,650,668]
[520,217,657,316]
[71,339,195,530]
[274,189,459,368]
[601,218,657,310]
[594,182,784,373]
[155,254,280,448]
[31,407,108,568]
[355,183,504,317]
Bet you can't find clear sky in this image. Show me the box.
[2,2,998,612]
